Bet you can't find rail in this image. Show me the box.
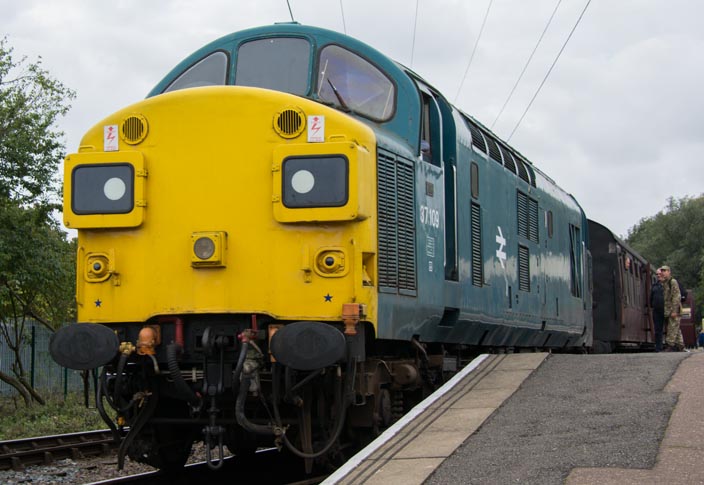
[0,429,118,471]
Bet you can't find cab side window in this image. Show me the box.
[164,51,229,93]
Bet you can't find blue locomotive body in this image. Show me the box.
[149,23,592,352]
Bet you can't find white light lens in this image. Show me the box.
[194,237,216,260]
[291,169,315,194]
[103,177,127,201]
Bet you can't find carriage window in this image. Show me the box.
[317,45,395,121]
[164,51,229,93]
[236,37,310,95]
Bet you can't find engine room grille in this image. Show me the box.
[516,158,530,184]
[465,119,487,154]
[378,149,416,295]
[517,191,539,243]
[518,245,530,292]
[471,202,483,287]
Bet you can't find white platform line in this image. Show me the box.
[322,353,490,484]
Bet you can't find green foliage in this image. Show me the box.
[0,201,76,328]
[0,38,76,405]
[0,37,76,207]
[0,392,105,440]
[627,195,704,323]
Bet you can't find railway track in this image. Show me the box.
[84,449,328,485]
[0,429,119,471]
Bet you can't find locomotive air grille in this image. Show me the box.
[500,146,517,174]
[377,149,416,295]
[516,157,530,184]
[465,119,487,154]
[120,114,148,145]
[517,191,539,244]
[485,136,503,166]
[274,108,305,138]
[518,245,530,292]
[471,202,483,287]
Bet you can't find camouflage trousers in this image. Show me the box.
[665,316,684,348]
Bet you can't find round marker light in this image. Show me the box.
[291,169,315,194]
[103,177,127,201]
[194,237,216,260]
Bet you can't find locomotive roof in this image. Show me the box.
[148,23,422,149]
[148,23,585,219]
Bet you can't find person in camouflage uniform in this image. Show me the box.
[661,265,684,351]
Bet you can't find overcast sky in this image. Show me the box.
[3,0,702,237]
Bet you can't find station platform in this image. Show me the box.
[323,352,548,485]
[323,351,700,485]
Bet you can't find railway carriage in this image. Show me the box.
[51,23,592,471]
[588,220,655,352]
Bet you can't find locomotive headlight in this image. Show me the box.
[191,232,227,267]
[282,156,348,208]
[72,163,134,214]
[193,237,216,260]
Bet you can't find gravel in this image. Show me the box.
[425,352,688,485]
[0,442,230,484]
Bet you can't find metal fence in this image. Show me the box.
[0,320,85,397]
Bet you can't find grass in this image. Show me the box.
[0,392,106,441]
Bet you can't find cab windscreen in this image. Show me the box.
[282,156,348,208]
[72,163,134,214]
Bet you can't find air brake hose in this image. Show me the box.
[235,374,278,435]
[113,352,129,412]
[231,341,249,395]
[272,355,356,459]
[96,368,120,442]
[166,343,201,406]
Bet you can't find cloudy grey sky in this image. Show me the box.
[3,0,702,237]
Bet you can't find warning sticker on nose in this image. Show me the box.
[307,115,325,143]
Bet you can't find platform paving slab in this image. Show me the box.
[566,352,704,485]
[323,352,548,485]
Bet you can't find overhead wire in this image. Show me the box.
[286,0,295,22]
[507,0,592,142]
[490,0,563,130]
[339,0,347,34]
[454,0,495,104]
[410,0,420,68]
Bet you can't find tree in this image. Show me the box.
[0,38,76,405]
[0,202,76,405]
[627,195,704,325]
[0,37,75,206]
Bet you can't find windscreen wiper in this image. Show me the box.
[327,79,351,112]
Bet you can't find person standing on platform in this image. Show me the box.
[651,268,665,352]
[661,265,684,352]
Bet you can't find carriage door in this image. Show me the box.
[418,83,457,282]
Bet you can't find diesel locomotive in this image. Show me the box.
[51,23,600,471]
